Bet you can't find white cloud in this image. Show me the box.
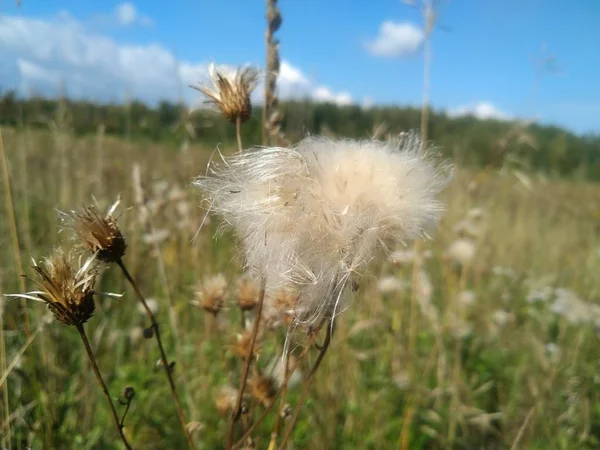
[367,21,424,58]
[114,2,153,27]
[0,13,354,107]
[449,102,511,120]
[312,86,353,106]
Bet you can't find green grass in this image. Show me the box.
[1,125,600,449]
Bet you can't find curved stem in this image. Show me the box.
[277,319,334,450]
[231,321,325,449]
[116,258,196,450]
[76,324,132,450]
[226,279,266,449]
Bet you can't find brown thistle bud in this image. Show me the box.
[69,199,126,263]
[191,274,227,316]
[192,63,259,123]
[5,249,98,326]
[213,385,238,417]
[233,330,260,360]
[236,275,259,312]
[248,374,277,408]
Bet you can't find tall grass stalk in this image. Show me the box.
[227,279,266,450]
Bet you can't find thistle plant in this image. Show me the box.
[5,249,133,450]
[192,63,259,153]
[64,200,196,450]
[195,133,449,447]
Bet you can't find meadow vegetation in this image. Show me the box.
[1,1,600,449]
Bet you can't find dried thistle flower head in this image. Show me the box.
[6,249,98,326]
[236,275,259,311]
[196,133,450,324]
[193,63,259,123]
[191,274,227,315]
[233,330,261,360]
[213,385,238,417]
[66,199,126,263]
[248,374,277,408]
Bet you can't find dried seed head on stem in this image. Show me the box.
[192,274,227,316]
[196,134,450,326]
[64,199,127,263]
[5,249,101,326]
[192,63,259,124]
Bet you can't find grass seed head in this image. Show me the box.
[193,63,259,123]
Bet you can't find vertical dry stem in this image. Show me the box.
[227,279,266,449]
[116,258,196,450]
[0,129,30,334]
[76,324,132,450]
[277,320,334,450]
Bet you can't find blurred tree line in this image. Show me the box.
[1,89,599,179]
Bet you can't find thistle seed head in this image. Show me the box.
[196,134,450,325]
[6,249,98,326]
[192,63,259,123]
[67,199,126,263]
[192,274,227,316]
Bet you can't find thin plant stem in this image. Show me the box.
[419,34,431,153]
[76,324,132,450]
[0,129,30,334]
[0,287,10,450]
[268,351,291,449]
[235,116,243,154]
[277,319,334,450]
[232,322,326,450]
[227,279,266,450]
[116,258,196,450]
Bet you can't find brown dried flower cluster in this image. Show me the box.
[68,199,127,263]
[248,374,277,408]
[192,274,227,316]
[236,275,259,311]
[193,63,259,123]
[7,249,98,326]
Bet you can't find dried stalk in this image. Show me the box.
[263,0,288,146]
[277,319,334,450]
[116,258,196,450]
[76,324,132,450]
[232,321,326,450]
[226,279,266,449]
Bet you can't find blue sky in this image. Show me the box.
[0,0,598,134]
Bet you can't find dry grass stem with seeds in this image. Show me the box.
[192,63,259,153]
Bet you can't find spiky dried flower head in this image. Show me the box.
[213,385,238,417]
[192,63,259,123]
[248,374,277,408]
[236,275,259,311]
[5,249,98,326]
[65,199,126,263]
[191,274,227,315]
[195,133,450,324]
[233,329,261,360]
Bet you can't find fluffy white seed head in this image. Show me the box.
[195,134,450,324]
